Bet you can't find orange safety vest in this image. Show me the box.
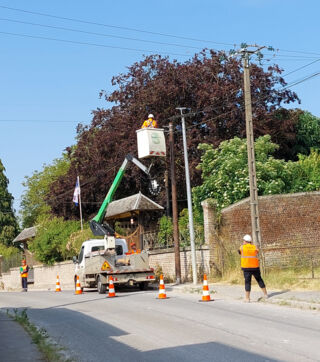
[240,244,259,268]
[20,265,29,278]
[141,119,158,128]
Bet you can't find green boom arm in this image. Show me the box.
[90,154,150,236]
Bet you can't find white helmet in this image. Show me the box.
[148,114,154,119]
[243,234,252,242]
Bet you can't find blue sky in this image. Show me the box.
[1,0,320,217]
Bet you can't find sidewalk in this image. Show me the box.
[165,282,320,310]
[0,311,44,361]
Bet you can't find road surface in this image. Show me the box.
[0,288,319,362]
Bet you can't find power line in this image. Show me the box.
[0,17,208,51]
[282,58,320,77]
[0,4,235,47]
[0,31,191,57]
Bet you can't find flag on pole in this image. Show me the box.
[73,177,80,206]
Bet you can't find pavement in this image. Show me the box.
[0,282,319,361]
[0,311,44,361]
[164,282,320,310]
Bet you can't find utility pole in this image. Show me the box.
[169,122,181,284]
[240,46,265,271]
[176,108,197,285]
[164,170,171,217]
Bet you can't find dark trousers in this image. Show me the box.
[243,268,265,292]
[21,277,28,290]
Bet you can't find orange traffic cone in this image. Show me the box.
[75,275,83,295]
[55,275,61,292]
[199,274,213,302]
[157,274,167,299]
[107,276,116,298]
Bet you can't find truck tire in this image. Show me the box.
[97,276,106,294]
[139,282,148,291]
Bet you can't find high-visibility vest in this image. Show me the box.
[20,265,29,278]
[141,119,158,128]
[240,244,259,268]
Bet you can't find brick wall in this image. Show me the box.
[202,191,320,270]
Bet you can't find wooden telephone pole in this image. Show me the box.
[240,46,265,272]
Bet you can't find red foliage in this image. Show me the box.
[47,51,299,220]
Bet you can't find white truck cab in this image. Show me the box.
[75,238,128,276]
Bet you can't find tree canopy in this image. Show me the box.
[46,51,299,221]
[20,154,70,228]
[0,159,19,246]
[193,135,320,212]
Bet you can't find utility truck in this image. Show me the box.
[73,154,160,293]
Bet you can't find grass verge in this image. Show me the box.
[210,267,320,291]
[7,308,69,362]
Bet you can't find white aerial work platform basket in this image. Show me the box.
[136,128,166,159]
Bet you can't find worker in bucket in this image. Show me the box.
[239,234,268,302]
[141,114,158,128]
[20,259,29,292]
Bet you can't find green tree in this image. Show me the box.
[193,135,292,211]
[20,154,70,228]
[0,159,19,246]
[29,216,80,264]
[295,111,320,156]
[287,150,320,192]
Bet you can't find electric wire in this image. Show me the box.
[0,31,191,57]
[0,17,209,51]
[0,4,235,47]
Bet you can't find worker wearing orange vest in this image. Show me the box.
[20,259,29,292]
[239,234,268,302]
[141,114,158,129]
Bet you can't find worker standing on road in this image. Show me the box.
[141,114,158,128]
[20,259,29,292]
[239,234,268,302]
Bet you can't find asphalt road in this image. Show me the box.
[0,288,319,362]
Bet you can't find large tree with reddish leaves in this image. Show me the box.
[47,50,299,220]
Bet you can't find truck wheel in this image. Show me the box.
[97,276,106,294]
[139,282,148,291]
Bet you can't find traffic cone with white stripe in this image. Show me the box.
[157,274,167,299]
[199,274,213,302]
[55,275,61,292]
[75,275,83,295]
[107,276,116,298]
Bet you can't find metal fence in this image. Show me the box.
[142,230,174,250]
[0,252,22,275]
[263,245,320,279]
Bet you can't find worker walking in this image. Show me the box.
[20,259,29,292]
[239,234,268,302]
[141,114,158,129]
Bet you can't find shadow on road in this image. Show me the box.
[0,306,278,362]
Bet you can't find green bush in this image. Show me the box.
[0,243,20,259]
[29,217,81,264]
[157,215,173,247]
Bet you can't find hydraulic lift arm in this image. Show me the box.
[90,154,155,236]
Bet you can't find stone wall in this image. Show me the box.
[0,248,210,290]
[0,261,75,292]
[149,247,210,282]
[202,191,320,271]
